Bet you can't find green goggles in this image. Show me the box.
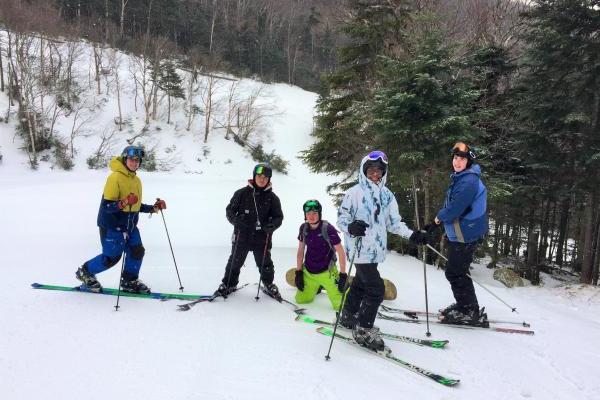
[254,164,272,178]
[303,200,320,213]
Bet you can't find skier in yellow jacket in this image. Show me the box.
[75,146,166,293]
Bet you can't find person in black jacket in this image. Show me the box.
[216,163,284,298]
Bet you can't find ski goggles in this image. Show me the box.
[451,142,476,159]
[303,200,321,213]
[254,165,272,178]
[367,150,388,164]
[124,147,145,159]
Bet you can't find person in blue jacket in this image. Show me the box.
[430,142,488,325]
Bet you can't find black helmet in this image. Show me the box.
[302,199,322,220]
[253,163,273,179]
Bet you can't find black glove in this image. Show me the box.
[409,229,429,245]
[423,223,440,235]
[295,270,305,291]
[234,214,249,229]
[337,272,348,293]
[348,220,369,237]
[262,223,276,234]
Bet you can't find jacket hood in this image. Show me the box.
[358,155,387,190]
[109,156,136,177]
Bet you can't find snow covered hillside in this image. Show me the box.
[1,38,599,400]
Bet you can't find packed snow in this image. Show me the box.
[1,39,599,400]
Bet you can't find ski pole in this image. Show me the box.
[412,176,431,337]
[325,237,362,361]
[255,233,271,300]
[426,243,519,313]
[115,204,132,311]
[223,231,241,300]
[156,198,184,291]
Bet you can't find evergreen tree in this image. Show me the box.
[511,0,600,282]
[369,22,483,220]
[157,59,185,124]
[301,0,412,181]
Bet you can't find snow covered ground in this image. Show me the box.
[1,38,600,400]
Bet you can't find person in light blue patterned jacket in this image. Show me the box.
[337,150,417,351]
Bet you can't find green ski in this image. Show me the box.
[296,315,449,349]
[31,283,214,301]
[317,327,460,387]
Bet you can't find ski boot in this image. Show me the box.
[352,325,386,352]
[338,309,357,329]
[120,278,151,294]
[215,283,237,298]
[264,282,282,301]
[75,264,102,293]
[441,305,489,327]
[439,303,461,318]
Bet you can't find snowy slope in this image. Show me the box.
[1,39,600,400]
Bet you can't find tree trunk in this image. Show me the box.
[167,94,171,124]
[209,0,217,55]
[116,72,123,131]
[93,47,101,95]
[502,223,512,256]
[105,0,110,43]
[538,199,551,261]
[423,169,432,224]
[555,197,571,266]
[0,38,4,92]
[580,193,595,283]
[593,215,600,285]
[120,0,128,39]
[493,219,502,257]
[526,231,539,284]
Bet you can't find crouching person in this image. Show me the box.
[295,199,347,309]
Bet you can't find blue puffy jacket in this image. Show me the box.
[437,164,488,244]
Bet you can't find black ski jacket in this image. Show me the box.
[226,180,284,245]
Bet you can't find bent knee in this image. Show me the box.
[130,245,145,260]
[104,255,122,268]
[295,291,315,304]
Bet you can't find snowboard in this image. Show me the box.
[284,267,397,300]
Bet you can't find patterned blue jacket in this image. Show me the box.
[337,155,413,264]
[437,164,488,244]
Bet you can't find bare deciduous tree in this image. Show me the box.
[108,49,124,131]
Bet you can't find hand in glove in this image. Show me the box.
[262,223,276,234]
[234,214,249,229]
[295,270,305,291]
[409,229,429,246]
[337,272,348,293]
[423,223,440,235]
[348,220,369,237]
[153,199,167,212]
[119,193,138,209]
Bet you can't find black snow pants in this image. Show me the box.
[221,239,275,287]
[342,263,385,328]
[445,240,480,309]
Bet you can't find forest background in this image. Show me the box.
[1,0,599,286]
